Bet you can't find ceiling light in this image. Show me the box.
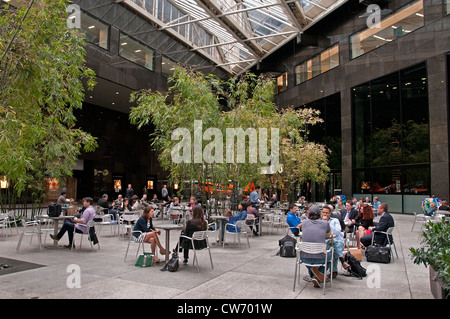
[373,35,386,41]
[88,25,95,29]
[116,92,119,95]
[135,49,142,53]
[121,42,127,46]
[415,13,424,17]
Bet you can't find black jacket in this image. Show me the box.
[372,212,395,246]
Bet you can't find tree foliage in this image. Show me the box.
[0,0,97,201]
[130,67,329,204]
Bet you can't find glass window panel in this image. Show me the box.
[119,34,154,71]
[402,166,430,194]
[352,83,372,168]
[329,45,339,70]
[320,50,330,73]
[311,55,321,78]
[350,0,424,59]
[80,12,109,50]
[277,72,288,94]
[370,73,401,167]
[401,63,429,164]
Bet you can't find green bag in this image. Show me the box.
[135,252,154,267]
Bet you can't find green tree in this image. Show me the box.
[129,67,328,211]
[0,0,97,209]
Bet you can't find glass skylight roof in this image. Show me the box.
[122,0,348,76]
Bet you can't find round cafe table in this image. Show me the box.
[49,216,74,247]
[157,224,183,262]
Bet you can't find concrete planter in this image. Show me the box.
[429,266,449,299]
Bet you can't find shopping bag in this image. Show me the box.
[135,252,154,267]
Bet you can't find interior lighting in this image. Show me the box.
[88,25,95,29]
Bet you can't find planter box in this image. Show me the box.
[429,267,449,299]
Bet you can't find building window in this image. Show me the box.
[350,0,424,59]
[352,62,430,196]
[119,34,154,71]
[277,72,288,94]
[80,12,109,50]
[295,44,339,85]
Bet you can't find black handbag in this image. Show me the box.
[167,253,180,272]
[48,204,62,217]
[365,244,391,263]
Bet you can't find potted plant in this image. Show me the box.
[410,218,450,299]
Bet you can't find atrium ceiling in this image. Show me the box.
[120,0,349,76]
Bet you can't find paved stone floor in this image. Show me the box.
[0,213,433,301]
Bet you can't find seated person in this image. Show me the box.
[360,203,394,248]
[169,196,181,222]
[140,194,150,207]
[176,205,208,265]
[438,200,450,211]
[300,205,333,288]
[131,195,142,211]
[97,194,118,220]
[340,202,358,234]
[50,197,96,248]
[246,204,261,236]
[222,201,248,238]
[355,203,375,248]
[118,198,131,212]
[286,203,302,236]
[321,205,350,278]
[268,194,278,208]
[150,194,160,203]
[133,206,166,263]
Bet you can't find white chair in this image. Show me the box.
[0,213,9,237]
[371,226,398,260]
[118,213,139,238]
[207,222,219,243]
[223,220,250,249]
[245,214,257,236]
[261,213,274,235]
[124,230,147,262]
[7,211,19,234]
[179,231,214,272]
[71,220,100,251]
[411,211,432,231]
[271,213,285,234]
[96,213,118,236]
[293,242,334,295]
[16,220,42,252]
[34,215,54,244]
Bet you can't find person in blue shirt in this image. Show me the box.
[286,203,302,236]
[249,186,260,208]
[222,201,248,238]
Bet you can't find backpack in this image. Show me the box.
[48,204,62,217]
[278,235,297,258]
[344,251,367,278]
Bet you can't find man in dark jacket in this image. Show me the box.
[360,203,395,248]
[339,201,358,232]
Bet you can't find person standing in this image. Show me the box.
[126,184,134,199]
[162,184,168,201]
[250,185,260,208]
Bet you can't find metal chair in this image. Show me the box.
[0,213,10,237]
[96,213,118,236]
[371,226,398,260]
[118,213,139,238]
[411,211,432,231]
[207,222,219,242]
[245,214,257,236]
[34,214,54,244]
[223,220,250,249]
[293,242,334,295]
[179,231,214,272]
[16,220,42,252]
[71,220,100,251]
